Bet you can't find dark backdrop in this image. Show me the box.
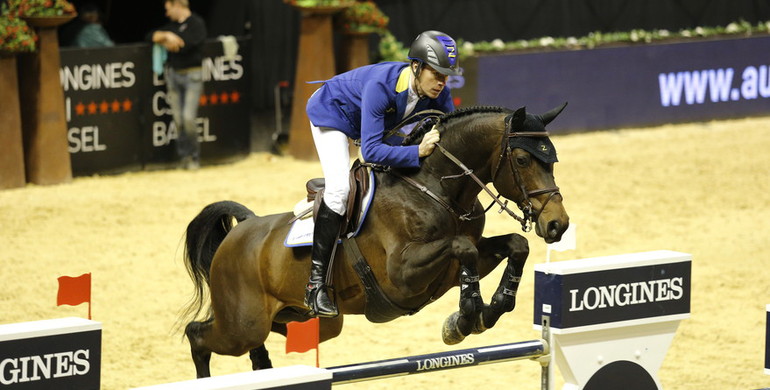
[50,0,770,148]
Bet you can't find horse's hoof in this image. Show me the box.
[442,311,466,345]
[471,311,488,335]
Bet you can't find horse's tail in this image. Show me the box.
[180,200,256,325]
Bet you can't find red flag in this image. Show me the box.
[286,318,320,366]
[57,273,91,318]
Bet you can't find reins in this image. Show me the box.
[383,113,561,232]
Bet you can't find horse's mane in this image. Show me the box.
[402,105,511,146]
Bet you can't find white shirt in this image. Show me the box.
[403,73,419,119]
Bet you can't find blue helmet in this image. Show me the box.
[407,30,461,76]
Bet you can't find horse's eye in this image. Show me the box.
[516,155,530,167]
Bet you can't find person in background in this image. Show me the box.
[303,30,462,317]
[149,0,207,170]
[59,2,114,48]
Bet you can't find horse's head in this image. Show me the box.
[404,104,569,243]
[490,104,570,243]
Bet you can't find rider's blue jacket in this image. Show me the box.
[306,62,455,168]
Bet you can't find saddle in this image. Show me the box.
[295,159,371,237]
[290,160,417,322]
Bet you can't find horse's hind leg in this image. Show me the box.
[247,322,288,370]
[249,346,272,370]
[185,320,214,378]
[476,233,529,332]
[186,314,273,378]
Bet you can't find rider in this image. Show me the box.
[304,30,463,317]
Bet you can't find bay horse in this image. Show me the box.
[180,104,570,378]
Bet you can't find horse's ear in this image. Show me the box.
[540,102,568,125]
[511,106,527,127]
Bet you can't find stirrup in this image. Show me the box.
[304,283,339,318]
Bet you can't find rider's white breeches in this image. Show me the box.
[310,122,350,215]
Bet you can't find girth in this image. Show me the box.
[342,237,427,323]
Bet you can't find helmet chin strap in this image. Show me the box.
[411,62,427,99]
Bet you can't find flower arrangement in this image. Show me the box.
[4,0,76,17]
[283,0,354,7]
[376,19,770,61]
[0,9,36,53]
[456,19,770,59]
[378,30,406,62]
[337,1,388,34]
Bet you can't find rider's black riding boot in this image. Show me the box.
[305,200,343,318]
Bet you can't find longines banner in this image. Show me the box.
[60,38,250,176]
[534,253,691,330]
[0,318,101,390]
[455,35,770,134]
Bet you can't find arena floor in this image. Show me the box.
[1,116,769,389]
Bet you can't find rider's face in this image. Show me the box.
[414,64,448,99]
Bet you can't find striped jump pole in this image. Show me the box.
[329,338,549,386]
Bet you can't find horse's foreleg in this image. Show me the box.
[476,233,529,332]
[442,237,484,345]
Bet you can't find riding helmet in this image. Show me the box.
[407,30,462,76]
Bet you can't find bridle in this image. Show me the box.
[386,113,561,232]
[487,115,562,231]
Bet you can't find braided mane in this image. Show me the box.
[402,105,510,146]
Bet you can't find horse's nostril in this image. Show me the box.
[547,221,560,238]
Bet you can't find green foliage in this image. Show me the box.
[455,20,770,59]
[337,1,388,34]
[376,19,770,61]
[4,0,76,17]
[0,8,35,53]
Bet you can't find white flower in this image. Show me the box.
[658,29,670,37]
[539,36,555,47]
[630,30,639,42]
[518,39,529,48]
[726,23,740,33]
[694,27,705,36]
[680,30,691,37]
[462,41,475,55]
[566,37,578,46]
[491,39,504,49]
